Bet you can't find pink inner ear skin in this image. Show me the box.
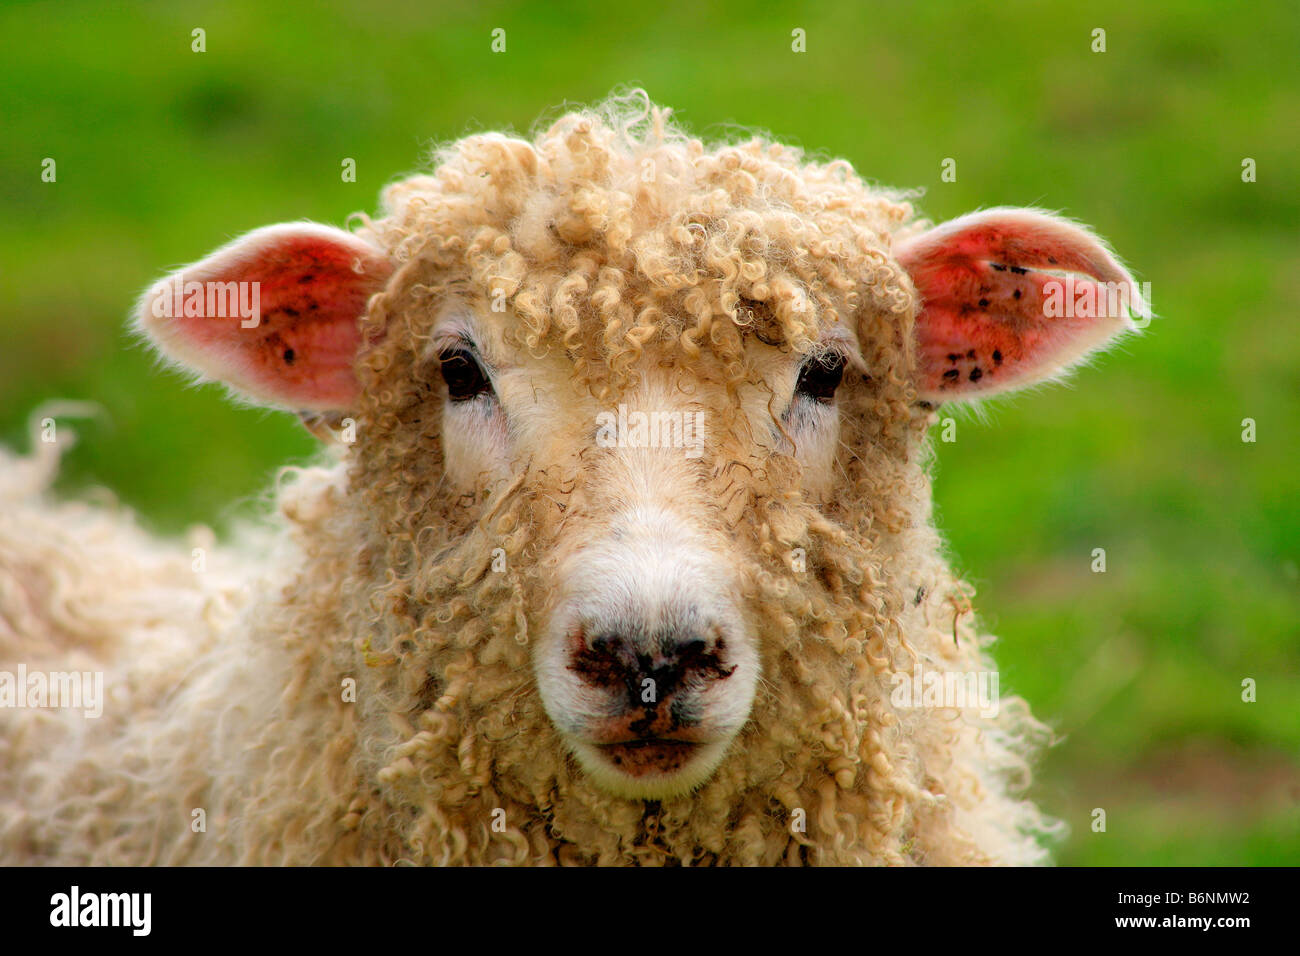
[909,257,1103,394]
[144,225,393,411]
[184,238,382,408]
[898,209,1141,401]
[919,222,1114,279]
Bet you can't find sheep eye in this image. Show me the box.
[438,348,492,402]
[795,353,846,404]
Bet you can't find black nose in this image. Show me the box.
[568,627,735,701]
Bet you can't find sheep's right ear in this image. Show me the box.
[136,223,392,412]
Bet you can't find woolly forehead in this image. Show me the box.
[360,120,917,375]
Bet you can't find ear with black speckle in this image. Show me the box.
[136,223,393,411]
[897,208,1145,401]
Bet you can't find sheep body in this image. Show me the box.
[0,96,1116,865]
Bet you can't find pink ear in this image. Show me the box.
[136,223,392,411]
[896,208,1145,401]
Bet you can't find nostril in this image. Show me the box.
[569,630,636,688]
[590,633,618,656]
[670,636,736,686]
[678,638,708,662]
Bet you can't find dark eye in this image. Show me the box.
[795,353,846,404]
[438,348,492,402]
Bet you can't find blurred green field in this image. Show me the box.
[1,0,1296,865]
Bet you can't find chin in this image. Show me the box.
[568,736,735,800]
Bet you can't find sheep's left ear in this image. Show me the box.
[896,208,1146,401]
[136,223,392,412]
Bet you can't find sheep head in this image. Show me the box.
[135,101,1142,854]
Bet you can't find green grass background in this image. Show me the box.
[1,0,1296,864]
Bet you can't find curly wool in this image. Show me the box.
[1,95,1061,865]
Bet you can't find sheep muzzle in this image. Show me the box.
[535,505,759,799]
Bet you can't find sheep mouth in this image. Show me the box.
[596,739,701,777]
[567,732,736,797]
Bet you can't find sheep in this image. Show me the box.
[0,93,1144,866]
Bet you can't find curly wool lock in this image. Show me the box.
[1,93,1144,864]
